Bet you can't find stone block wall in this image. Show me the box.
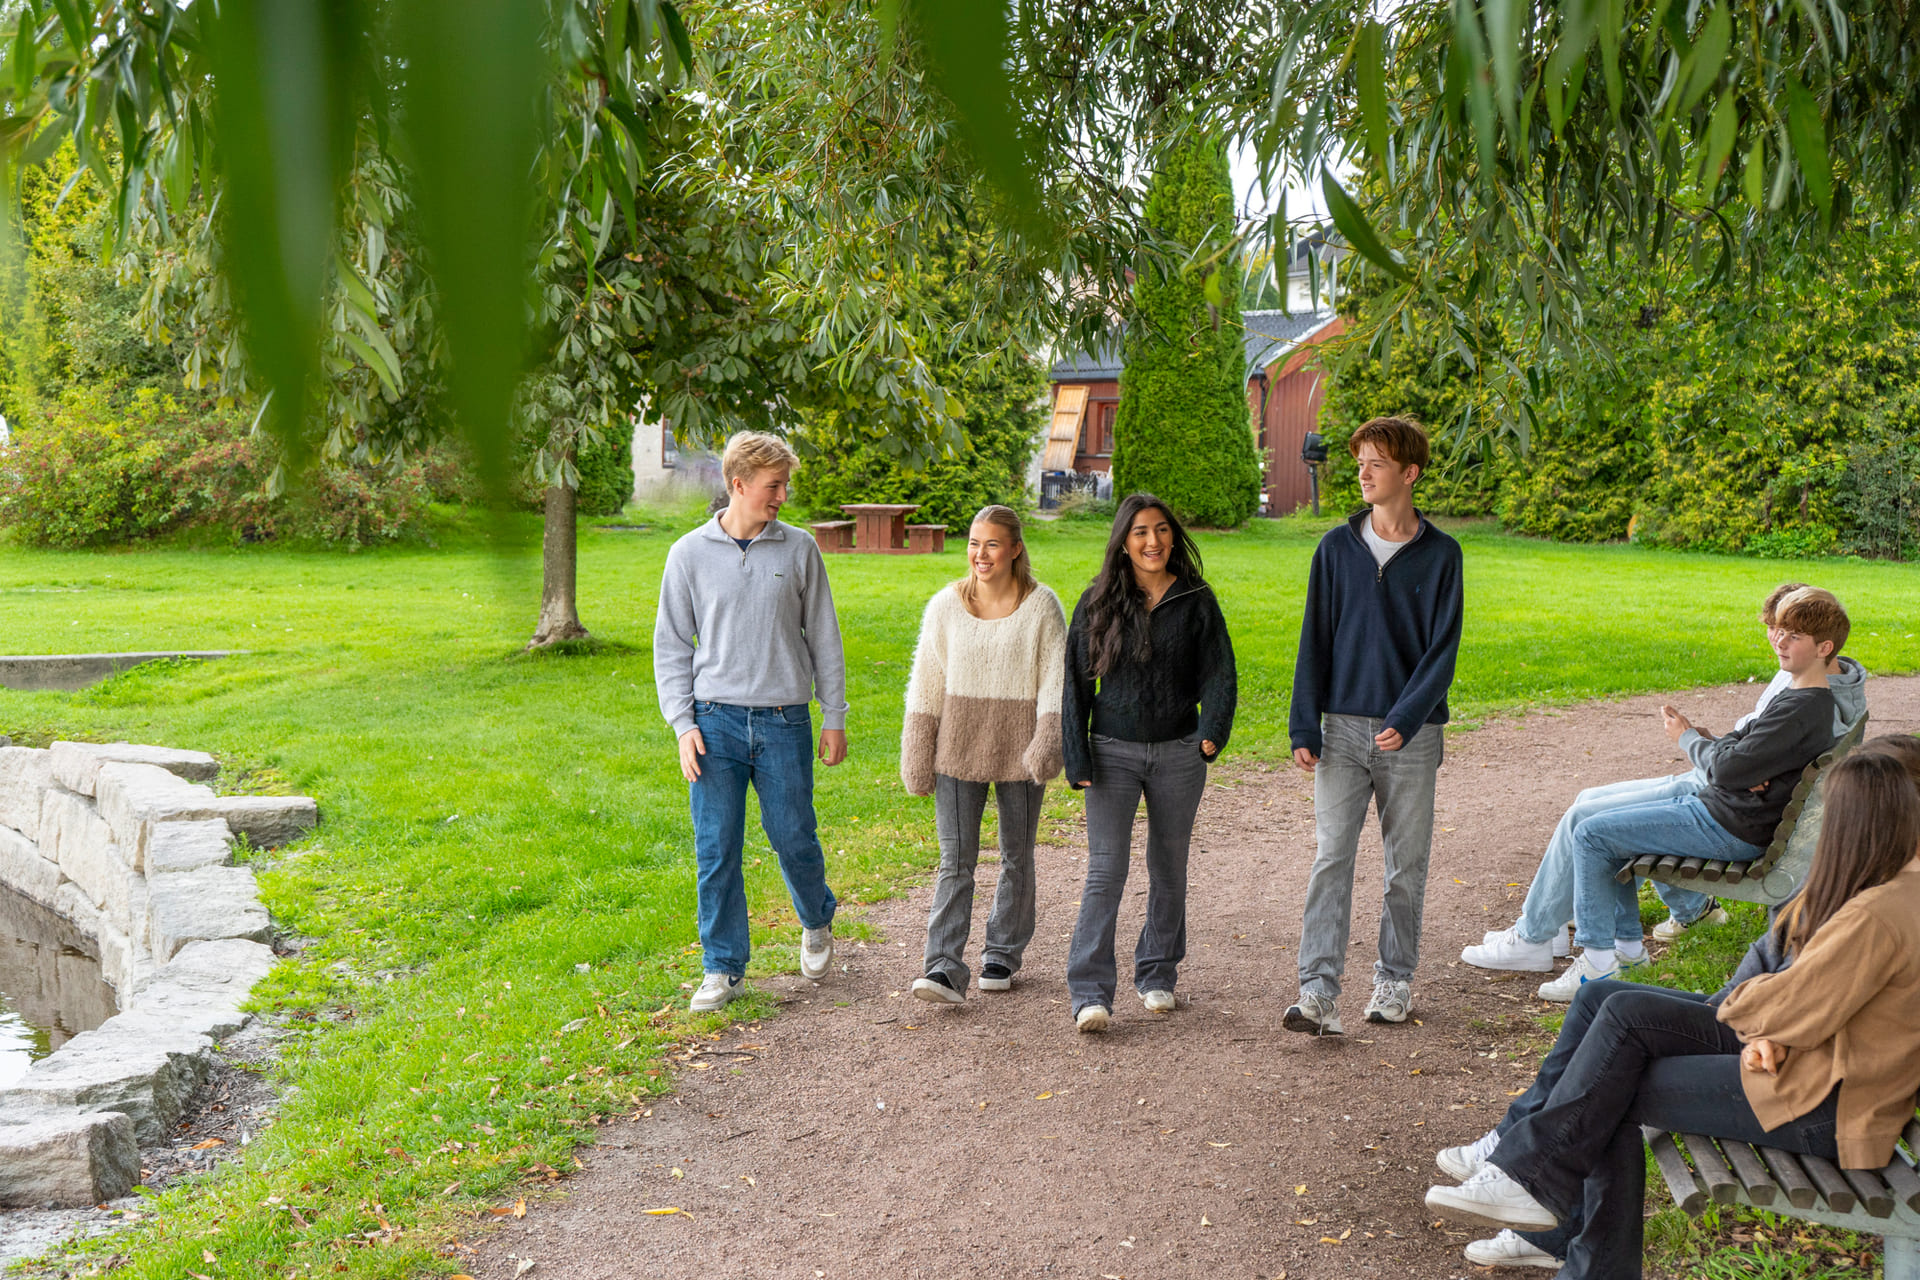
[0,741,316,1206]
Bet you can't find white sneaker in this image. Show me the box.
[1075,1004,1110,1033]
[799,924,834,980]
[1651,901,1729,942]
[690,972,744,1012]
[1463,926,1557,972]
[1436,1127,1501,1181]
[1364,979,1413,1024]
[1536,950,1619,1003]
[1425,1164,1559,1232]
[1140,989,1175,1013]
[1551,927,1571,959]
[1282,989,1343,1036]
[1463,1229,1563,1270]
[911,973,963,1005]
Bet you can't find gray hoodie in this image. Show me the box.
[1681,656,1867,778]
[653,517,848,737]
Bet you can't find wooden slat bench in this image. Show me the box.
[906,523,948,554]
[1645,1111,1920,1279]
[809,520,855,552]
[1616,715,1870,907]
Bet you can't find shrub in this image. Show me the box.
[1109,131,1263,528]
[0,387,194,546]
[573,426,634,517]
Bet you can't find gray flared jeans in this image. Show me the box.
[922,775,1046,990]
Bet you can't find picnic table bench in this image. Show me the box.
[1645,1112,1920,1278]
[906,523,947,554]
[809,520,855,552]
[1617,714,1870,906]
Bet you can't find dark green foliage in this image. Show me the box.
[1110,132,1261,528]
[573,428,635,517]
[792,235,1045,528]
[1319,226,1920,559]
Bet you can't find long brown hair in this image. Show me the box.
[1857,733,1920,789]
[956,505,1037,613]
[1773,751,1920,955]
[1084,493,1204,678]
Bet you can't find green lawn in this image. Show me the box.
[1,503,1916,1277]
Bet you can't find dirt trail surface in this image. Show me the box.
[470,679,1920,1280]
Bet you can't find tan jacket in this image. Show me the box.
[900,584,1066,793]
[1718,861,1920,1168]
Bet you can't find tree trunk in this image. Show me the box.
[528,482,591,648]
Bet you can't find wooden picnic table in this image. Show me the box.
[839,503,920,553]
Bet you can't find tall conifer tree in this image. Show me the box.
[1111,132,1261,528]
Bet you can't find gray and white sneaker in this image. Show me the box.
[689,972,744,1012]
[1426,1164,1559,1232]
[1651,900,1730,942]
[1364,979,1414,1024]
[1282,989,1343,1036]
[1139,989,1176,1013]
[799,924,835,980]
[1437,1127,1501,1181]
[1463,1230,1563,1270]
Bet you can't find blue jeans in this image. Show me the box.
[1492,981,1838,1279]
[1569,795,1761,951]
[689,701,837,978]
[1515,772,1715,945]
[1299,714,1443,1000]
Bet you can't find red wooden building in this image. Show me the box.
[1045,307,1347,516]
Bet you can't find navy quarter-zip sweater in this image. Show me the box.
[1288,508,1464,754]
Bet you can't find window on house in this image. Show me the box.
[1083,400,1117,455]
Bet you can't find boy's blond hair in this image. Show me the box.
[1759,581,1811,627]
[1774,586,1850,657]
[721,431,799,488]
[1348,416,1431,471]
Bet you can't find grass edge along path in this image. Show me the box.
[0,502,1916,1278]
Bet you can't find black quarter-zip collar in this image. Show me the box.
[1345,506,1431,581]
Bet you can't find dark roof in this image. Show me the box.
[1049,308,1336,383]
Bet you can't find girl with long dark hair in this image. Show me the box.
[1425,747,1920,1278]
[1061,493,1237,1032]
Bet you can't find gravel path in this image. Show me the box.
[468,678,1920,1280]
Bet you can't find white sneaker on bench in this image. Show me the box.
[1463,925,1557,972]
[1463,1229,1563,1270]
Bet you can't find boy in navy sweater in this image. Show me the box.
[1285,416,1464,1035]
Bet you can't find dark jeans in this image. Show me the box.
[688,701,837,978]
[1490,981,1840,1279]
[1066,735,1208,1015]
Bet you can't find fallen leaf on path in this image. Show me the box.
[513,1198,527,1218]
[190,1139,225,1150]
[1035,1091,1054,1100]
[1319,1237,1342,1246]
[1200,1216,1212,1227]
[1296,1217,1318,1225]
[739,1175,755,1187]
[515,1261,536,1277]
[671,1168,684,1179]
[1340,1227,1352,1240]
[203,1251,217,1264]
[642,1207,688,1216]
[1207,1142,1231,1148]
[1295,1185,1308,1195]
[1507,1088,1527,1096]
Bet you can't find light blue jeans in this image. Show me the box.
[1514,772,1716,945]
[1299,714,1444,1001]
[1569,795,1762,951]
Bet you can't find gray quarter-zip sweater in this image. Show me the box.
[654,516,849,736]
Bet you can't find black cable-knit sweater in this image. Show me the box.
[1062,575,1238,786]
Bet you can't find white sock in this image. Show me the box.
[1582,947,1617,971]
[1617,941,1647,962]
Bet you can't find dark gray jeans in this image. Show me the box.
[923,775,1045,990]
[1067,735,1210,1015]
[1299,712,1443,1000]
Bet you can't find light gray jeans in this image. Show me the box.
[1067,735,1210,1015]
[923,775,1046,990]
[1298,713,1444,1001]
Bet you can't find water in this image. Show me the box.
[0,886,118,1090]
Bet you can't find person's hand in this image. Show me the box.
[1070,780,1089,790]
[1375,727,1404,751]
[1748,780,1771,795]
[1741,1037,1787,1076]
[818,728,848,766]
[1660,704,1693,743]
[1292,747,1319,773]
[1201,739,1217,757]
[677,728,706,782]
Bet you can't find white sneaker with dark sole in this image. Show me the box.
[1075,1004,1110,1033]
[1364,979,1413,1023]
[689,972,745,1012]
[1463,1230,1563,1270]
[1463,925,1558,972]
[1426,1165,1559,1232]
[799,925,834,981]
[1282,990,1343,1036]
[1436,1127,1501,1181]
[1140,989,1175,1013]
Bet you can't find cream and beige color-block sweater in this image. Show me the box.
[900,583,1067,794]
